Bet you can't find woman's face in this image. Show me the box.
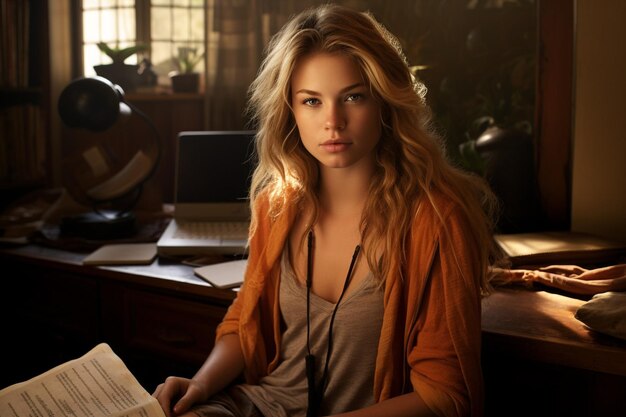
[291,52,382,171]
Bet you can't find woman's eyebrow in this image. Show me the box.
[294,83,365,96]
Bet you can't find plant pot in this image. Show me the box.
[170,72,200,93]
[94,63,140,92]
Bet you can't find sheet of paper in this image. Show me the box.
[194,259,247,288]
[83,243,157,265]
[0,343,165,417]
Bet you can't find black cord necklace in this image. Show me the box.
[305,230,361,417]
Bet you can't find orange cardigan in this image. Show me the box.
[216,190,483,417]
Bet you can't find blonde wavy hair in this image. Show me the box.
[246,4,499,293]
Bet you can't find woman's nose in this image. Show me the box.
[325,104,346,130]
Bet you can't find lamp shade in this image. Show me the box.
[58,76,130,132]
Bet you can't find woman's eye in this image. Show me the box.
[346,93,363,102]
[303,97,320,106]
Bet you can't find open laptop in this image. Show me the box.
[157,130,256,257]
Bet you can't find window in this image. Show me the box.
[80,0,205,84]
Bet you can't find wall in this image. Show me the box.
[48,0,73,187]
[571,0,626,241]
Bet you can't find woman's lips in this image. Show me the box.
[320,139,351,152]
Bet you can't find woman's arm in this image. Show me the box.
[153,333,245,417]
[189,332,246,399]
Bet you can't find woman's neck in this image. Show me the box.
[317,164,373,218]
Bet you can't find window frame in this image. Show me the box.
[71,0,206,82]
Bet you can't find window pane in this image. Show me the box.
[82,2,140,77]
[152,7,172,40]
[83,11,101,42]
[173,8,190,40]
[190,9,204,41]
[100,10,118,42]
[83,0,100,10]
[173,0,189,6]
[152,40,176,73]
[84,44,101,75]
[118,8,136,41]
[152,0,172,5]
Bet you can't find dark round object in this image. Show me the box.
[58,76,128,132]
[475,126,544,233]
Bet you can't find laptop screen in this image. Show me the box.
[175,131,256,204]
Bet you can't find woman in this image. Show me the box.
[154,4,498,417]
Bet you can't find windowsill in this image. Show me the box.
[125,86,204,102]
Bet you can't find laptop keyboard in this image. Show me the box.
[173,221,249,240]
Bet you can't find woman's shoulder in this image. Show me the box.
[412,187,485,255]
[253,186,300,217]
[251,185,301,240]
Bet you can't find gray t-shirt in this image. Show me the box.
[239,247,384,417]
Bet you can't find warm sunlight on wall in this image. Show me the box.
[571,0,626,242]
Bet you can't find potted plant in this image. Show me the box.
[169,46,204,93]
[94,42,149,92]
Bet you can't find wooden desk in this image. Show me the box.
[0,244,236,392]
[2,244,625,416]
[483,287,626,376]
[482,288,626,416]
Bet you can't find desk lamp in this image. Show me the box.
[57,76,161,239]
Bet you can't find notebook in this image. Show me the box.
[157,130,256,257]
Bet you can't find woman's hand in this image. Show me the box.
[152,334,245,416]
[152,376,210,417]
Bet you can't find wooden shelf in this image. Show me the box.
[0,0,51,198]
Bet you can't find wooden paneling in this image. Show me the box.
[535,0,574,230]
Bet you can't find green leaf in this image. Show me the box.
[97,42,149,64]
[172,46,204,73]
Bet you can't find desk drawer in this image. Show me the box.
[123,290,225,365]
[6,268,99,339]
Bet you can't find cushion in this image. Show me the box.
[575,291,626,340]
